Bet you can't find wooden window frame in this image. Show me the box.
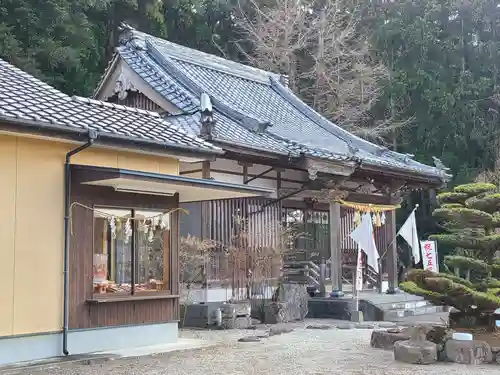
[89,205,174,303]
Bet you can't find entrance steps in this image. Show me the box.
[375,299,447,321]
[307,289,447,322]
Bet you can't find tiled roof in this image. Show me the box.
[107,25,449,181]
[0,58,221,154]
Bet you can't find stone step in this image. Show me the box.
[383,305,447,321]
[378,300,434,311]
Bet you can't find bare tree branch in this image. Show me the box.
[234,0,408,142]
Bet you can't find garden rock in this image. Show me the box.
[238,336,261,343]
[234,316,253,329]
[356,323,375,329]
[444,339,493,364]
[306,324,333,330]
[378,322,397,328]
[276,283,309,321]
[219,304,237,329]
[268,325,294,336]
[370,329,410,350]
[425,326,455,361]
[409,325,433,341]
[337,323,355,330]
[263,302,286,324]
[393,340,438,365]
[492,346,500,364]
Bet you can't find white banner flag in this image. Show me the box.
[420,240,439,273]
[350,213,380,273]
[398,208,421,264]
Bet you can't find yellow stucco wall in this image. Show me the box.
[0,134,179,336]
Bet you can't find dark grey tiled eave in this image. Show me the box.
[101,24,451,183]
[0,58,222,157]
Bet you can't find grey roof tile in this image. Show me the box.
[0,58,221,154]
[113,26,448,181]
[117,46,198,113]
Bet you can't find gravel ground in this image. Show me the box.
[4,319,498,375]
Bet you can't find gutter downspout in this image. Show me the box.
[63,130,98,356]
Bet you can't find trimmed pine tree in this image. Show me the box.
[400,183,500,315]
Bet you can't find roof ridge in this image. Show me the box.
[269,77,386,155]
[121,45,198,110]
[120,24,279,85]
[146,39,274,134]
[71,96,161,118]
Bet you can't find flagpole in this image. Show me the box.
[354,243,363,311]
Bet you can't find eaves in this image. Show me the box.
[0,116,223,161]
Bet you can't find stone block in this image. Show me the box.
[492,346,500,364]
[234,316,253,329]
[370,329,410,350]
[277,283,309,321]
[444,339,493,364]
[425,326,455,361]
[393,340,438,365]
[350,310,364,323]
[263,302,286,324]
[233,302,251,317]
[215,304,236,329]
[408,325,432,341]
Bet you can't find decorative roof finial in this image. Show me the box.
[346,140,359,156]
[200,93,215,140]
[432,156,450,172]
[279,74,289,87]
[403,153,415,163]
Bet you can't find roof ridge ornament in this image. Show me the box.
[346,140,359,156]
[432,156,451,172]
[200,93,215,140]
[118,23,144,48]
[279,74,289,87]
[404,153,415,163]
[432,156,452,185]
[374,146,389,157]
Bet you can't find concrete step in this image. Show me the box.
[382,305,447,321]
[378,299,434,311]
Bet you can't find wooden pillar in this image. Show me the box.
[386,210,398,294]
[329,202,342,292]
[200,161,211,240]
[201,161,211,179]
[200,161,211,303]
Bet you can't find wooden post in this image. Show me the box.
[386,210,398,294]
[201,161,211,179]
[201,160,211,303]
[329,202,342,292]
